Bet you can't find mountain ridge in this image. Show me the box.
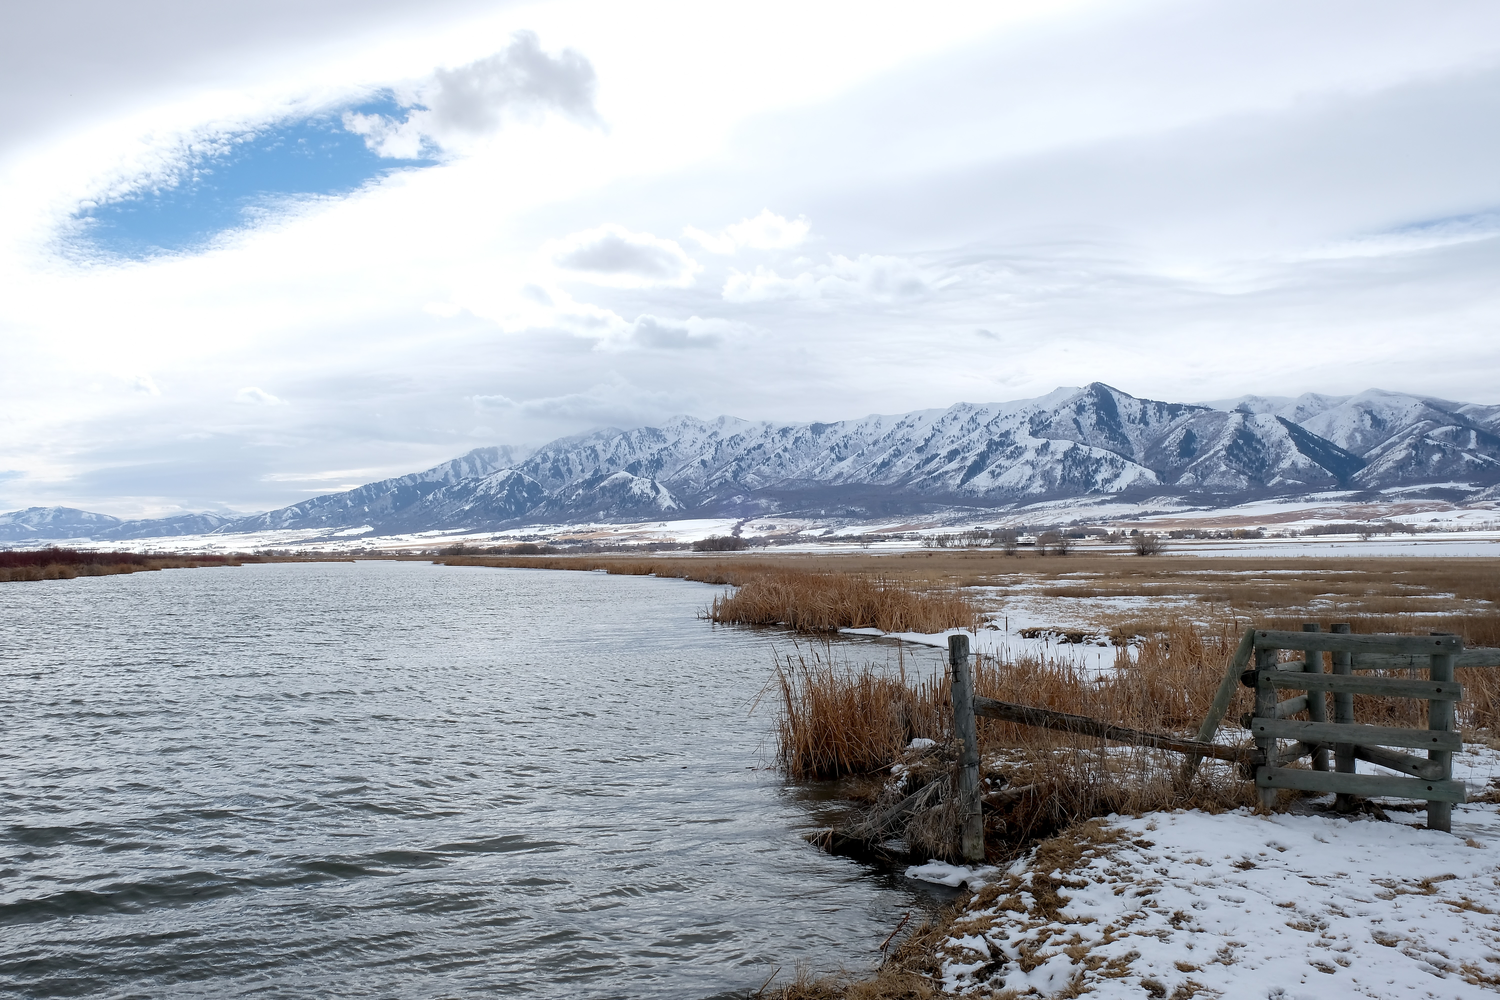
[4,384,1498,542]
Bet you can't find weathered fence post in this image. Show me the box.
[1430,634,1456,833]
[1179,627,1256,785]
[949,633,984,863]
[1330,623,1355,812]
[1254,644,1280,810]
[1302,623,1329,771]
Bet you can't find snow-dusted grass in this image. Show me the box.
[925,804,1500,998]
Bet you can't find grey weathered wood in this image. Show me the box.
[1275,694,1310,719]
[1276,741,1445,780]
[973,697,1252,762]
[1250,718,1462,752]
[1180,627,1257,783]
[1302,624,1329,771]
[949,634,984,863]
[982,783,1039,807]
[1354,744,1446,781]
[1254,646,1280,809]
[1429,646,1456,833]
[1331,624,1355,813]
[1352,649,1500,669]
[859,778,946,839]
[1265,672,1464,701]
[1254,630,1462,655]
[1256,766,1466,803]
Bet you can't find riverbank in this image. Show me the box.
[0,547,255,582]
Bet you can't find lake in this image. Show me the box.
[0,560,945,998]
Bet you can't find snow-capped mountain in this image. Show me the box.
[6,385,1497,542]
[0,507,237,543]
[1209,389,1500,488]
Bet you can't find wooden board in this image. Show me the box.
[1256,766,1466,803]
[1352,649,1500,669]
[1265,672,1463,701]
[1253,630,1462,656]
[1249,717,1461,752]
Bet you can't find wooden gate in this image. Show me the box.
[1239,626,1464,832]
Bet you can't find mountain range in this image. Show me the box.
[4,384,1499,542]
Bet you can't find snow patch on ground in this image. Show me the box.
[934,806,1500,998]
[906,861,999,889]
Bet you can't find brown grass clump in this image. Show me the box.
[770,645,948,780]
[714,571,978,633]
[760,913,952,1000]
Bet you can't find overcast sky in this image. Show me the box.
[4,0,1500,517]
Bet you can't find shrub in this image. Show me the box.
[693,534,748,552]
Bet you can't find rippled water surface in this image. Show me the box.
[1,561,942,998]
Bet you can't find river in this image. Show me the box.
[0,560,946,998]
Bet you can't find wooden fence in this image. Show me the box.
[946,626,1500,861]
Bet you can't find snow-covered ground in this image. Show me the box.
[918,801,1500,998]
[843,624,1134,672]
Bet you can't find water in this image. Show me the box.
[0,561,947,998]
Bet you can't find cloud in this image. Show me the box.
[548,224,701,288]
[343,31,601,158]
[684,209,811,254]
[614,314,728,351]
[130,374,162,396]
[235,386,285,405]
[722,253,934,303]
[470,378,680,425]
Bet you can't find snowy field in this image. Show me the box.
[916,800,1500,998]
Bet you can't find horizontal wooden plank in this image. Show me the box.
[1353,744,1446,781]
[972,696,1252,762]
[1250,718,1462,751]
[1254,630,1462,655]
[1353,649,1500,670]
[1256,766,1466,803]
[1275,695,1309,719]
[1266,672,1463,701]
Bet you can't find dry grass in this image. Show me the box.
[0,548,256,583]
[773,618,1260,863]
[770,645,948,780]
[715,570,977,633]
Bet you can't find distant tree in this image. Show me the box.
[1054,532,1074,556]
[693,535,748,552]
[1037,530,1060,555]
[998,529,1020,556]
[1132,532,1163,556]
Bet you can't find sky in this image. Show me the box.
[4,0,1500,518]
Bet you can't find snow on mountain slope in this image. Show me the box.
[8,385,1498,542]
[229,446,526,533]
[0,506,123,541]
[1298,390,1500,487]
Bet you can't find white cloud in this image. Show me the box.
[722,253,934,303]
[235,386,285,405]
[547,224,700,288]
[342,31,601,159]
[129,374,162,396]
[684,209,811,254]
[470,377,680,425]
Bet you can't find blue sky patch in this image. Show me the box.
[72,97,437,258]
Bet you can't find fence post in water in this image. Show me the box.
[949,633,984,864]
